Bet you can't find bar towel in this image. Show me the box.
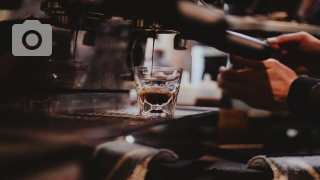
[91,140,179,180]
[248,155,320,180]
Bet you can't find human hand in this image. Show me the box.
[218,58,298,111]
[267,32,320,76]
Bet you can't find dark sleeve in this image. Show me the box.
[287,77,320,118]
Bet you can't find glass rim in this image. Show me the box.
[134,66,183,71]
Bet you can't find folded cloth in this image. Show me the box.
[91,140,179,180]
[248,155,320,180]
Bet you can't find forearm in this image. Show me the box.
[287,77,320,118]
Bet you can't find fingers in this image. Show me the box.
[223,89,242,100]
[219,66,252,82]
[217,74,244,99]
[217,76,241,91]
[267,37,281,51]
[219,59,272,82]
[267,31,308,45]
[233,56,267,69]
[234,56,287,71]
[267,32,307,58]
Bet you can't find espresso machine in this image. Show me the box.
[0,0,274,116]
[0,1,278,179]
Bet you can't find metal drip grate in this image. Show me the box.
[72,107,203,119]
[0,106,219,141]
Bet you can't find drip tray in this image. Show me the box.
[69,106,209,118]
[0,106,219,142]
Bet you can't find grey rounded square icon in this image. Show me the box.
[12,20,52,56]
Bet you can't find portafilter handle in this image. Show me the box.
[223,31,272,60]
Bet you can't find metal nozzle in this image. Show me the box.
[83,30,97,46]
[174,33,187,50]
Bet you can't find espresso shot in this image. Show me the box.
[138,90,176,105]
[134,66,183,117]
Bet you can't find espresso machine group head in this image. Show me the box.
[39,0,271,60]
[40,0,181,34]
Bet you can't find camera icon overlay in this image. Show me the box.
[12,20,52,56]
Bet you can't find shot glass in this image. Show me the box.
[134,66,183,117]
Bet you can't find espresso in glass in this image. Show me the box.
[139,87,176,105]
[134,67,182,117]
